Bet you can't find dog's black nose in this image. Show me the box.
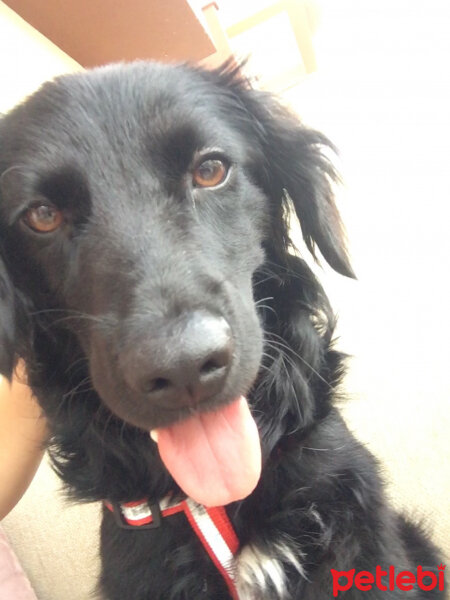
[122,311,233,407]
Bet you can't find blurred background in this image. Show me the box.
[1,1,449,598]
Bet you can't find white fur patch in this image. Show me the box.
[236,539,306,599]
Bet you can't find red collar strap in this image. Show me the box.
[104,496,240,599]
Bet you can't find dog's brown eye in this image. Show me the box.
[193,159,228,188]
[23,203,64,233]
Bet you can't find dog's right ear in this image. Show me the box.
[0,255,17,379]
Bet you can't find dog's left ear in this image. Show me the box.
[271,121,355,279]
[261,101,354,278]
[232,77,355,278]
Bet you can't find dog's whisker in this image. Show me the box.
[255,303,277,317]
[64,355,90,375]
[61,376,93,401]
[263,336,332,390]
[255,296,274,306]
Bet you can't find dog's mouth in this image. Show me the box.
[87,301,264,507]
[150,395,261,507]
[89,333,263,507]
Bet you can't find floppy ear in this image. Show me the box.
[214,62,355,278]
[0,255,17,378]
[257,97,355,278]
[274,124,354,279]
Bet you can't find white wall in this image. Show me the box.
[0,1,82,113]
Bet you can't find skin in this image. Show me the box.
[0,364,48,520]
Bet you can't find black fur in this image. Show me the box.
[0,62,443,599]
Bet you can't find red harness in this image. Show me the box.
[105,496,240,599]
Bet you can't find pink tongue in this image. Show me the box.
[154,397,261,507]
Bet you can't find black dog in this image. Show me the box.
[0,62,444,599]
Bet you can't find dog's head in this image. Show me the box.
[0,61,352,436]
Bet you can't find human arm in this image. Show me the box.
[0,368,48,520]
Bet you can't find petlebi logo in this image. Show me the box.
[330,564,445,596]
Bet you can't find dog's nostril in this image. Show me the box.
[200,358,224,376]
[199,344,231,377]
[146,377,171,394]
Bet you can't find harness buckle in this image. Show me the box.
[108,500,162,530]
